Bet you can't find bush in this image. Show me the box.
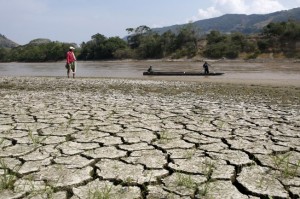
[245,50,260,60]
[225,48,239,59]
[203,42,227,59]
[113,48,134,59]
[0,48,9,62]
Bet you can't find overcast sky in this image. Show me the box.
[1,0,299,45]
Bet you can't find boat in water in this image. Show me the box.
[143,71,224,76]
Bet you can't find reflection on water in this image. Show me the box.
[0,60,299,82]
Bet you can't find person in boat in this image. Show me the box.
[203,61,210,74]
[66,46,77,78]
[147,65,153,73]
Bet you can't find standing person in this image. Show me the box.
[66,46,77,78]
[203,61,210,74]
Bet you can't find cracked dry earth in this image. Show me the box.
[0,77,299,199]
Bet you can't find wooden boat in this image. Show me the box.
[143,71,224,76]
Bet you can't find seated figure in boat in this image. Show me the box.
[147,66,153,73]
[203,62,210,74]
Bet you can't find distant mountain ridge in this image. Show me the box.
[153,7,300,34]
[1,7,300,49]
[0,34,18,48]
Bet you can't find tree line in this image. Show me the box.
[0,42,73,62]
[0,21,299,62]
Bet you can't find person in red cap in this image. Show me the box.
[66,46,77,78]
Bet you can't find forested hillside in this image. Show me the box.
[0,8,300,62]
[1,20,300,62]
[153,7,300,35]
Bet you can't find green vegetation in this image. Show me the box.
[183,149,197,159]
[87,184,113,199]
[157,131,172,144]
[204,31,257,59]
[203,20,300,59]
[14,179,55,199]
[78,33,128,60]
[0,21,299,62]
[27,127,48,147]
[0,159,18,191]
[0,41,74,62]
[198,159,215,197]
[258,20,300,57]
[271,152,300,179]
[174,173,198,189]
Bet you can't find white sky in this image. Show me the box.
[0,0,299,45]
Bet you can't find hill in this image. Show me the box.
[153,7,300,34]
[0,34,19,48]
[28,38,52,45]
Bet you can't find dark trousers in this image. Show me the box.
[204,68,209,74]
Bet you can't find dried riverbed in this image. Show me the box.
[0,77,299,199]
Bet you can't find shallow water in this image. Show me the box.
[0,60,299,83]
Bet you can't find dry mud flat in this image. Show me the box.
[0,76,299,199]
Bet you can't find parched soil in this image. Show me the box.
[0,76,299,199]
